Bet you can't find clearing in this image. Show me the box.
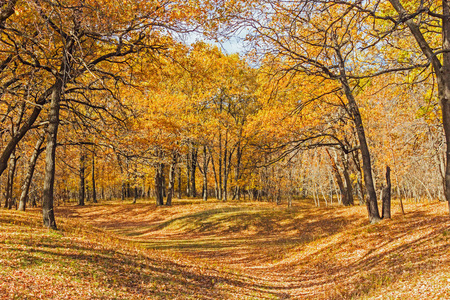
[1,199,450,299]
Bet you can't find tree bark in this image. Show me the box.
[42,78,63,230]
[19,133,45,211]
[208,146,219,200]
[133,186,137,204]
[186,151,191,197]
[92,150,97,203]
[218,131,223,201]
[234,141,242,200]
[191,146,198,198]
[177,166,181,199]
[342,152,354,206]
[155,162,165,206]
[166,153,176,206]
[78,149,85,206]
[336,48,381,223]
[5,149,17,209]
[382,166,392,219]
[202,145,209,201]
[121,181,125,200]
[0,87,53,179]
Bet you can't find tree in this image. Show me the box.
[78,147,86,206]
[233,1,384,221]
[385,0,450,213]
[18,132,45,211]
[2,0,208,227]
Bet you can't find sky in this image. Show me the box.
[182,30,249,56]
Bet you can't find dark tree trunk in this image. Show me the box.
[126,182,131,198]
[224,137,235,202]
[42,78,63,230]
[78,149,85,206]
[166,154,176,206]
[19,134,45,211]
[86,184,90,202]
[155,162,165,206]
[202,145,209,201]
[0,87,53,179]
[346,87,380,222]
[92,151,97,203]
[177,166,181,199]
[336,47,381,223]
[133,186,137,204]
[223,146,228,201]
[218,131,223,201]
[162,173,166,198]
[6,150,18,209]
[382,166,392,219]
[31,193,37,208]
[121,181,125,200]
[4,153,12,209]
[440,0,450,214]
[234,142,242,200]
[186,151,191,197]
[191,146,198,198]
[208,146,219,200]
[222,130,230,202]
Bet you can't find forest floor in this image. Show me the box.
[1,198,450,299]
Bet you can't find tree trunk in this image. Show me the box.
[6,150,18,209]
[126,182,131,198]
[223,130,232,202]
[0,87,53,179]
[177,166,181,199]
[121,181,125,200]
[441,0,450,214]
[78,149,85,206]
[342,152,354,206]
[337,48,381,223]
[166,153,176,206]
[346,88,380,222]
[208,146,219,200]
[218,131,223,201]
[382,166,392,219]
[92,150,97,203]
[234,142,242,200]
[162,172,166,198]
[191,146,198,198]
[186,151,191,197]
[223,145,228,202]
[133,186,137,204]
[42,79,63,230]
[155,162,165,206]
[202,145,209,201]
[19,133,45,211]
[4,153,11,209]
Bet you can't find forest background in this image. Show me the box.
[0,0,449,228]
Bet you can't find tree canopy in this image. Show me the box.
[0,0,449,226]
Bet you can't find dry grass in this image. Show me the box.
[2,198,450,299]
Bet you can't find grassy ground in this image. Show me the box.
[1,198,450,299]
